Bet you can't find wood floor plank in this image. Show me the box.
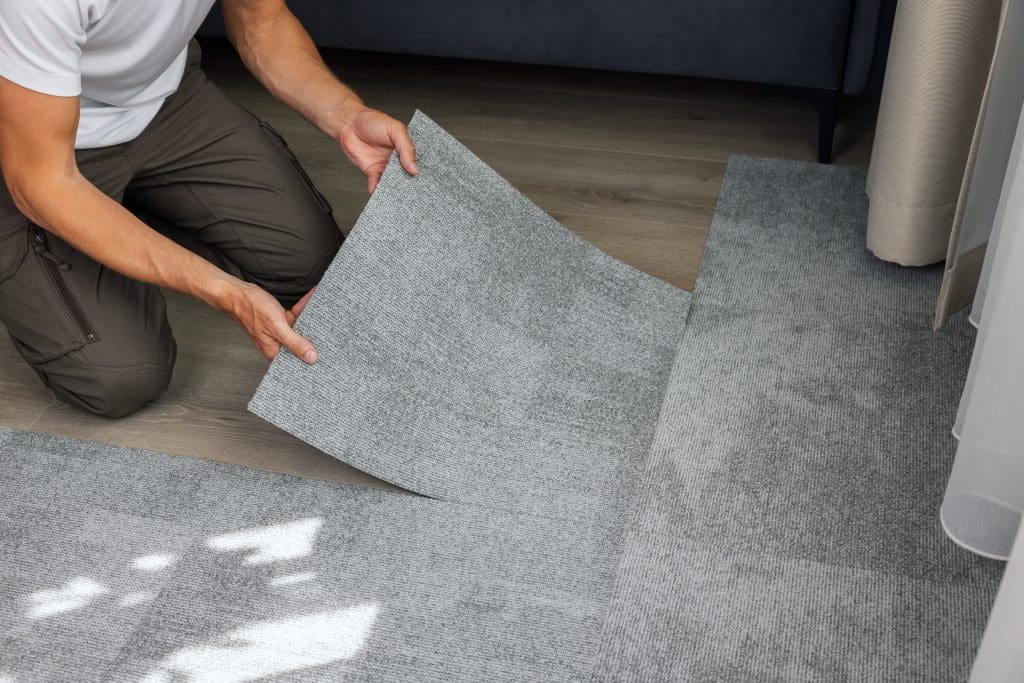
[554,213,708,291]
[460,138,725,228]
[270,128,725,232]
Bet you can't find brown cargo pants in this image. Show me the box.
[0,43,343,418]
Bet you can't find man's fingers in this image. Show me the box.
[290,287,316,320]
[260,339,281,362]
[368,173,379,194]
[392,124,418,176]
[277,322,318,364]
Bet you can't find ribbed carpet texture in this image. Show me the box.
[0,114,1003,681]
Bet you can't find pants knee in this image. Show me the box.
[37,340,177,419]
[262,225,343,306]
[296,222,343,286]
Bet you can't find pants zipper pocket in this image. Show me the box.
[32,227,98,344]
[258,121,334,215]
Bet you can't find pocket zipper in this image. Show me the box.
[32,228,98,343]
[258,121,334,215]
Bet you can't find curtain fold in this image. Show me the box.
[941,99,1024,561]
[940,90,1024,679]
[969,513,1024,680]
[865,0,1001,267]
[935,0,1024,328]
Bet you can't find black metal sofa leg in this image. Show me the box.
[813,88,840,164]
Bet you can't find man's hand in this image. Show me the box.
[220,281,318,363]
[336,107,418,193]
[222,1,418,192]
[285,286,315,327]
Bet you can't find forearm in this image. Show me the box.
[0,72,314,362]
[11,170,317,362]
[16,172,239,312]
[225,6,364,138]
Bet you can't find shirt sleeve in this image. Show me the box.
[0,2,85,97]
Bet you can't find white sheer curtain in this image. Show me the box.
[940,93,1024,679]
[941,101,1024,561]
[970,522,1024,680]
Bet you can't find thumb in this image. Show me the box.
[276,322,318,364]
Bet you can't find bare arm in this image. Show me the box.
[0,77,318,362]
[222,0,418,191]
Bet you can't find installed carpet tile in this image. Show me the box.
[0,428,621,682]
[248,112,690,519]
[592,157,1004,680]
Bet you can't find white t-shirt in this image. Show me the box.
[0,1,217,149]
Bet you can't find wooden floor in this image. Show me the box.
[0,39,878,485]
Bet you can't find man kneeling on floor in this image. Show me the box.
[0,0,418,417]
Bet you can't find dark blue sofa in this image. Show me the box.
[201,1,895,162]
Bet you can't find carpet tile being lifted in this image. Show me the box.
[249,112,690,519]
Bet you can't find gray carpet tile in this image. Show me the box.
[248,112,691,521]
[0,428,620,682]
[592,157,1004,680]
